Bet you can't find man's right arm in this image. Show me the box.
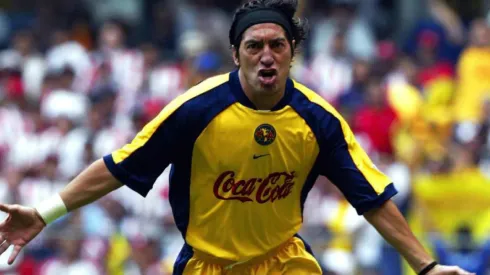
[58,159,123,212]
[0,88,191,264]
[0,159,123,265]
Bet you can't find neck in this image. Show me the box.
[238,69,286,110]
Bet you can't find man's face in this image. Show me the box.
[100,23,124,49]
[13,32,33,56]
[234,23,294,95]
[471,21,490,47]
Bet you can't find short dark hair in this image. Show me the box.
[230,0,308,56]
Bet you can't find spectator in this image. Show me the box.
[413,29,454,88]
[45,25,92,93]
[336,58,370,122]
[2,30,46,101]
[139,42,186,105]
[453,18,490,124]
[403,0,465,65]
[308,30,353,103]
[311,0,376,61]
[352,75,398,157]
[40,214,101,275]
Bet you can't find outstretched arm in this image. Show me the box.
[364,200,474,275]
[59,159,122,212]
[0,91,182,265]
[314,104,474,274]
[0,159,122,265]
[364,200,433,272]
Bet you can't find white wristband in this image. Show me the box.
[35,194,68,225]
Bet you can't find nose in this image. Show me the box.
[260,46,274,67]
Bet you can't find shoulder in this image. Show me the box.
[154,72,233,121]
[290,79,345,122]
[289,79,354,145]
[167,73,230,111]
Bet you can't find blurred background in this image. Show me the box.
[0,0,489,274]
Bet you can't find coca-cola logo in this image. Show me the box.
[213,171,296,203]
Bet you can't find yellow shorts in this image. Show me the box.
[173,235,323,275]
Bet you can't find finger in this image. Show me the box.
[457,267,475,275]
[0,204,11,214]
[0,214,10,228]
[8,245,22,265]
[0,240,10,256]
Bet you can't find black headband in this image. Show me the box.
[229,8,294,47]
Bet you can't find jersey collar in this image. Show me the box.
[229,69,293,111]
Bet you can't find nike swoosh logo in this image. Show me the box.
[253,154,270,159]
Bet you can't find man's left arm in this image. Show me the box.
[317,110,474,275]
[364,200,474,275]
[363,200,434,273]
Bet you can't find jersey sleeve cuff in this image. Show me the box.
[355,183,398,215]
[103,154,152,197]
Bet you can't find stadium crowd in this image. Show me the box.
[0,0,489,274]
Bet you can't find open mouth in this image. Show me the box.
[258,69,277,85]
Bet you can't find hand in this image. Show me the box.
[0,204,46,264]
[427,265,475,275]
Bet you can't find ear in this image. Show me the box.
[290,40,297,65]
[232,46,240,66]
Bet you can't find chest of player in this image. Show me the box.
[190,104,320,202]
[194,104,318,168]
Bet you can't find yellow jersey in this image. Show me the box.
[454,47,490,122]
[103,70,396,271]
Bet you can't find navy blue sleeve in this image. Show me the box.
[103,74,235,197]
[103,110,182,197]
[289,87,397,215]
[316,112,397,214]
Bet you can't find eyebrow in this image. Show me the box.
[244,37,287,44]
[270,38,287,43]
[244,39,261,44]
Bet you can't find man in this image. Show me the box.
[0,0,474,274]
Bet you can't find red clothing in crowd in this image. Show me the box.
[417,61,454,87]
[352,105,398,155]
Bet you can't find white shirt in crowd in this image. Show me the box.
[308,53,353,102]
[40,259,100,275]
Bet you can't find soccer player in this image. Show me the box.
[0,0,475,274]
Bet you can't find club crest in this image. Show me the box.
[254,124,276,146]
